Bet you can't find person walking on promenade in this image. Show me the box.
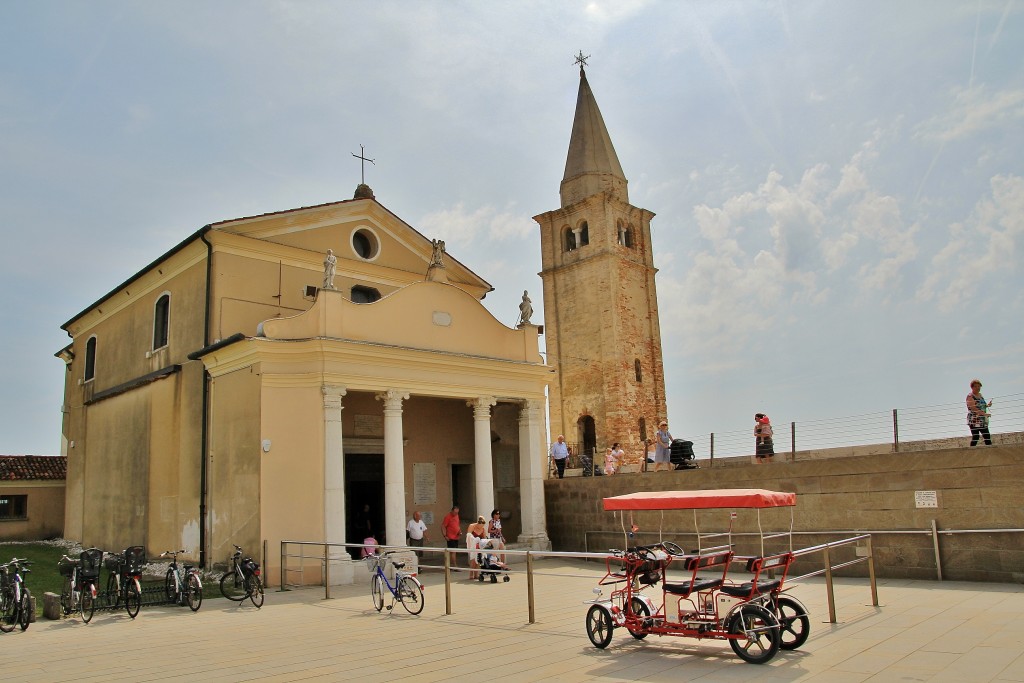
[550,435,569,478]
[967,379,993,446]
[654,421,673,472]
[442,505,462,566]
[754,413,775,463]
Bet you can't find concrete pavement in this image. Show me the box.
[4,559,1024,682]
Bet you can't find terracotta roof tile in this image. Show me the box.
[0,455,67,481]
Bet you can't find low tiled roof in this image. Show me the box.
[0,455,67,481]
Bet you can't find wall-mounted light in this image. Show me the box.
[261,439,272,453]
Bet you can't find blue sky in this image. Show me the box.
[1,1,1021,456]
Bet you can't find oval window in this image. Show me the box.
[352,229,379,260]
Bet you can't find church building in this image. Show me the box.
[57,183,552,583]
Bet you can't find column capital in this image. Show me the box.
[467,396,497,418]
[375,389,410,412]
[322,385,347,408]
[519,399,544,424]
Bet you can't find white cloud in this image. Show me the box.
[418,202,535,249]
[914,85,1024,143]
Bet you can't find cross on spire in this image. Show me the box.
[351,144,375,185]
[574,50,590,74]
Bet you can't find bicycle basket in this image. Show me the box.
[79,548,104,580]
[364,554,382,573]
[58,557,80,577]
[124,546,147,572]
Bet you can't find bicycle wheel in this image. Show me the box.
[0,588,15,633]
[586,604,614,649]
[219,572,246,601]
[59,577,73,616]
[247,575,264,608]
[398,576,424,615]
[626,597,650,640]
[106,572,120,608]
[165,569,177,604]
[371,574,385,612]
[772,596,810,650]
[80,584,95,624]
[125,579,141,619]
[727,603,780,664]
[18,587,31,631]
[186,574,203,612]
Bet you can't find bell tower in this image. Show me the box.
[534,60,667,466]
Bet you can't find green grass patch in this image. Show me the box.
[0,542,72,597]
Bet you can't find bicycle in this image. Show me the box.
[219,544,264,608]
[0,557,32,632]
[161,550,202,611]
[59,548,104,623]
[104,546,146,619]
[365,551,424,615]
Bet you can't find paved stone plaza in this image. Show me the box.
[5,559,1024,682]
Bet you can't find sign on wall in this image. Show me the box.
[413,463,436,505]
[353,414,384,437]
[914,490,939,508]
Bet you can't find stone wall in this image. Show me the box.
[544,444,1024,583]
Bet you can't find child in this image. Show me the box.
[605,442,624,475]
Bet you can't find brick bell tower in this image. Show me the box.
[534,59,668,466]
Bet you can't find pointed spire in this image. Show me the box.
[560,62,628,207]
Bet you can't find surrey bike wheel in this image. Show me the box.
[771,595,810,650]
[106,572,121,608]
[398,576,424,615]
[0,588,15,633]
[186,573,203,612]
[727,603,780,664]
[247,575,264,609]
[18,587,32,631]
[626,597,650,640]
[80,584,95,624]
[371,574,385,612]
[219,572,247,601]
[125,579,141,619]
[585,604,614,649]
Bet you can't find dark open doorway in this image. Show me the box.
[451,464,475,522]
[346,453,384,559]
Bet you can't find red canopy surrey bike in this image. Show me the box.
[584,488,810,664]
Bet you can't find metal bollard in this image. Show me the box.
[823,544,836,623]
[527,551,536,624]
[444,547,452,615]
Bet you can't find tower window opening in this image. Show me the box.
[564,227,576,252]
[634,359,643,383]
[84,336,97,382]
[153,294,170,350]
[579,221,590,246]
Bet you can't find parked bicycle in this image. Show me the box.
[0,557,32,632]
[219,544,264,608]
[104,546,147,619]
[59,548,104,623]
[365,551,424,615]
[161,550,202,611]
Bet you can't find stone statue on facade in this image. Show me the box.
[429,239,446,268]
[518,290,534,326]
[323,249,337,290]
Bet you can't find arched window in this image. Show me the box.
[350,285,381,303]
[634,359,643,383]
[84,336,97,382]
[564,227,576,252]
[153,294,170,350]
[578,415,597,457]
[639,417,648,442]
[579,221,590,246]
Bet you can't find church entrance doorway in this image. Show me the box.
[345,453,384,559]
[578,415,597,457]
[451,464,475,522]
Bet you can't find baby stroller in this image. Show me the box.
[670,439,698,470]
[477,552,510,583]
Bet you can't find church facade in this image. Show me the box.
[58,186,552,582]
[535,65,668,465]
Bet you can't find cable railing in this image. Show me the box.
[680,392,1023,463]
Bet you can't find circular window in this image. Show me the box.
[351,228,380,260]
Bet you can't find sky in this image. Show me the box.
[1,1,1022,457]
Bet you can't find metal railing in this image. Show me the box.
[279,536,877,624]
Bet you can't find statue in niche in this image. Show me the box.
[518,290,534,326]
[323,249,337,290]
[429,239,446,268]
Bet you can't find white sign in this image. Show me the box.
[914,490,939,509]
[413,463,437,505]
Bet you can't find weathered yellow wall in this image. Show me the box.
[0,484,65,541]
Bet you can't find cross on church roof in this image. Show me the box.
[574,50,590,73]
[351,144,375,185]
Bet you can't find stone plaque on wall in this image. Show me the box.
[413,463,436,505]
[496,452,516,489]
[353,414,384,437]
[914,490,938,508]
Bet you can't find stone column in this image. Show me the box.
[376,390,409,550]
[572,227,583,249]
[322,385,355,582]
[469,396,497,518]
[517,399,551,550]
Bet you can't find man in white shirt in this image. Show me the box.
[550,434,570,479]
[407,511,428,556]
